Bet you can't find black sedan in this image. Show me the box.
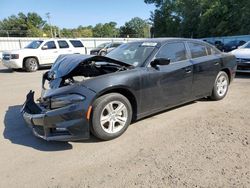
[21,38,237,141]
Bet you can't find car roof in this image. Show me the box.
[39,38,82,42]
[131,37,206,44]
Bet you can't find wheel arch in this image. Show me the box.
[23,56,40,68]
[96,87,138,121]
[220,68,231,83]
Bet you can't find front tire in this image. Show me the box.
[99,51,107,56]
[210,71,229,100]
[90,93,132,140]
[24,58,39,72]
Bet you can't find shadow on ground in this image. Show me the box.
[0,66,50,73]
[3,105,73,151]
[0,68,14,73]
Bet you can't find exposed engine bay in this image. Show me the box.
[42,54,133,89]
[62,61,128,86]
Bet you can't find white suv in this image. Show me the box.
[2,39,86,72]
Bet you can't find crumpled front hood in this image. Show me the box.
[48,54,132,79]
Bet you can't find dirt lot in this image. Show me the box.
[0,64,249,188]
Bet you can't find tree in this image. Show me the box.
[42,23,59,37]
[60,26,93,38]
[76,25,93,37]
[119,17,150,38]
[0,12,46,37]
[93,22,118,37]
[197,0,250,37]
[145,0,250,38]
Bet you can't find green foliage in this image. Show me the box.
[60,26,93,38]
[93,22,119,37]
[0,12,46,37]
[119,17,150,38]
[145,0,250,38]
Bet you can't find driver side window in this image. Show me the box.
[156,42,187,63]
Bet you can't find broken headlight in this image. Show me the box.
[50,94,85,109]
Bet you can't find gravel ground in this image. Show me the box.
[0,64,249,188]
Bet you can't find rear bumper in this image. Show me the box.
[21,91,90,141]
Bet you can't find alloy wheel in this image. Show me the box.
[100,101,128,134]
[216,74,228,97]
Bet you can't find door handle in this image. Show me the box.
[185,67,192,74]
[53,51,58,53]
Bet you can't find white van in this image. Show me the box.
[2,39,86,72]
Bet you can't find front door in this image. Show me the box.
[140,42,193,114]
[40,41,59,65]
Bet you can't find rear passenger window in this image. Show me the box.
[58,40,69,48]
[70,40,84,48]
[188,42,207,58]
[156,42,187,63]
[43,41,56,49]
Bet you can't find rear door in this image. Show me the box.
[187,42,221,98]
[140,42,193,113]
[57,40,71,54]
[69,40,85,54]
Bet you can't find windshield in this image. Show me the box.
[97,43,110,48]
[226,41,237,46]
[241,41,250,49]
[25,40,43,49]
[106,42,157,66]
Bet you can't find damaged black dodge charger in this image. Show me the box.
[21,38,237,141]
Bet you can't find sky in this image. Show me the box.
[0,0,155,28]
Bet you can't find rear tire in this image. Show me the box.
[24,58,39,72]
[210,71,229,100]
[90,93,132,140]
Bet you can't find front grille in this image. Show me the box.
[3,54,10,60]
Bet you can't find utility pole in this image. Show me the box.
[46,12,53,38]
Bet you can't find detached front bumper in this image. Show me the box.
[21,91,90,141]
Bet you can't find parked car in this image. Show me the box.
[90,42,123,56]
[2,39,86,72]
[21,38,236,141]
[214,40,224,51]
[223,40,246,52]
[231,41,250,73]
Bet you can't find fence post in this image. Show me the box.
[18,39,22,49]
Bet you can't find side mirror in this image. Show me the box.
[42,45,48,50]
[151,58,170,68]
